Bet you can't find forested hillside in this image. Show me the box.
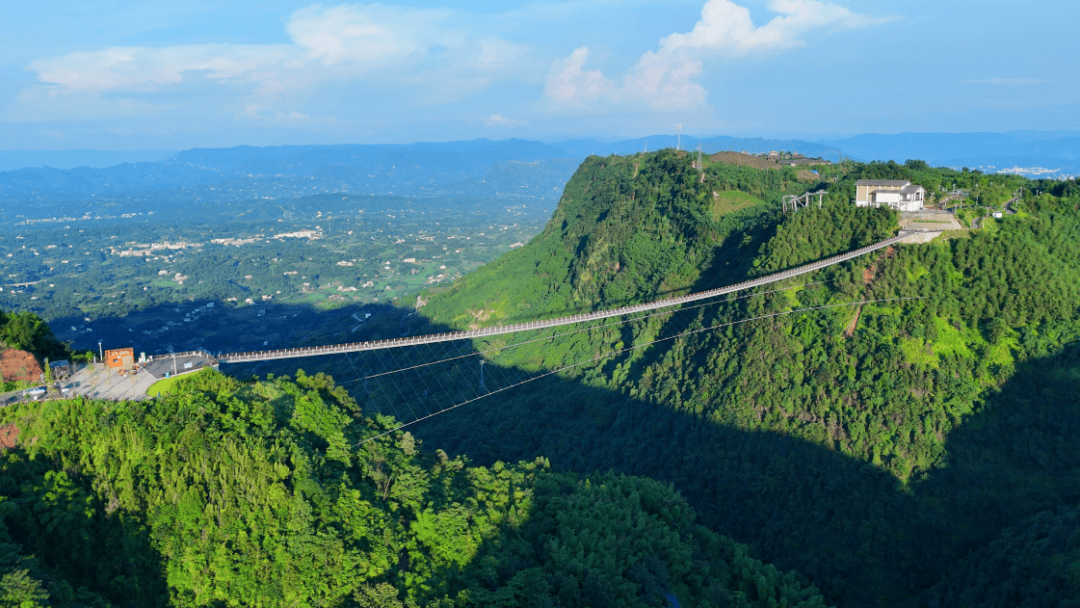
[411,150,1080,606]
[420,150,826,326]
[0,310,69,364]
[4,150,1078,607]
[0,370,829,608]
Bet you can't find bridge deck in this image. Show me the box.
[209,232,910,364]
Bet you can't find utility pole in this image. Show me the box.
[98,340,103,365]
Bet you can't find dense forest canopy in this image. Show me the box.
[411,150,1080,607]
[0,370,829,608]
[2,149,1079,607]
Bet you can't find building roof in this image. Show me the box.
[900,184,926,194]
[855,179,911,187]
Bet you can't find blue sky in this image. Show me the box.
[2,0,1077,150]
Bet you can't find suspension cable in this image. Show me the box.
[354,296,923,446]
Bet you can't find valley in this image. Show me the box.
[4,1,1079,605]
[0,197,547,354]
[0,147,1078,608]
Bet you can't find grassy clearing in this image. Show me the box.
[899,317,984,368]
[710,190,764,220]
[900,337,939,368]
[983,335,1018,370]
[146,375,184,397]
[932,316,978,359]
[939,230,971,241]
[782,286,801,309]
[906,263,930,282]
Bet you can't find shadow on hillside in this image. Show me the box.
[606,222,784,390]
[0,446,170,606]
[51,298,425,358]
[430,208,779,329]
[397,340,1080,608]
[51,205,780,361]
[139,288,1080,606]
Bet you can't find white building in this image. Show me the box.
[855,179,926,211]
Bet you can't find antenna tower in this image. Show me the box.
[696,143,703,170]
[676,124,682,151]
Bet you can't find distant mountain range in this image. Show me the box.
[0,132,1076,209]
[820,131,1080,177]
[0,149,178,172]
[0,136,841,173]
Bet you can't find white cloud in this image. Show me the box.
[286,5,451,68]
[20,4,533,121]
[484,114,526,127]
[544,47,617,104]
[622,50,706,112]
[472,37,530,73]
[662,0,890,58]
[28,44,297,93]
[547,0,891,111]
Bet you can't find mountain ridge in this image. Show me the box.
[409,150,1080,607]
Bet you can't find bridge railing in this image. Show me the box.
[147,349,217,363]
[219,233,908,364]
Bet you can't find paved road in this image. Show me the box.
[10,364,156,404]
[144,354,216,379]
[0,359,216,407]
[972,196,1019,229]
[71,365,157,401]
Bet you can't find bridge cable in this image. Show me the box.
[348,279,831,383]
[335,280,835,429]
[216,232,908,364]
[353,295,924,446]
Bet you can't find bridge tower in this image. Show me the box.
[783,190,827,213]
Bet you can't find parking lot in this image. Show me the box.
[0,363,159,407]
[68,364,158,401]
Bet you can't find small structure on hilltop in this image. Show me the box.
[48,359,72,380]
[105,347,135,370]
[855,180,926,211]
[783,190,828,212]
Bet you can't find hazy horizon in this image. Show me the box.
[3,0,1077,151]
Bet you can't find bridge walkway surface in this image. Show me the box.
[209,231,912,365]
